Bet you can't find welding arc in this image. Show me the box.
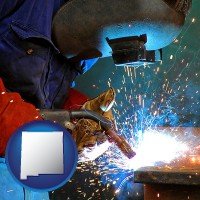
[70,110,136,159]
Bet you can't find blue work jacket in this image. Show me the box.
[0,0,97,109]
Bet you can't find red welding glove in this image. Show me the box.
[0,79,42,157]
[63,88,89,111]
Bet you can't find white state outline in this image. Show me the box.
[20,131,64,180]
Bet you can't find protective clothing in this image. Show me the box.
[63,88,89,111]
[0,79,41,157]
[0,79,100,199]
[0,0,98,109]
[52,0,191,67]
[0,158,49,200]
[71,88,117,162]
[0,80,49,199]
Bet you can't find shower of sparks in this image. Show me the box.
[95,15,199,198]
[123,129,189,170]
[63,14,200,200]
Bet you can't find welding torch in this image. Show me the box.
[39,109,136,159]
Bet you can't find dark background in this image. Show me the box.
[51,1,200,199]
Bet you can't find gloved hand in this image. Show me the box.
[71,119,110,162]
[70,87,117,162]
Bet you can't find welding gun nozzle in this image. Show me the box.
[105,129,136,159]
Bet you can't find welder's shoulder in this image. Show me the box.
[0,0,25,20]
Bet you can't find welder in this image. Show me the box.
[0,0,192,160]
[0,0,192,199]
[0,1,102,199]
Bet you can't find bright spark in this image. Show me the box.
[112,129,189,170]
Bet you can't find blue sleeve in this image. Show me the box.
[0,0,25,20]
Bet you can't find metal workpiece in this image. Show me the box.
[134,166,200,185]
[134,127,200,185]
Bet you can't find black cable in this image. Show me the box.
[23,187,25,200]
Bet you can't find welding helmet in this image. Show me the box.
[52,0,192,66]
